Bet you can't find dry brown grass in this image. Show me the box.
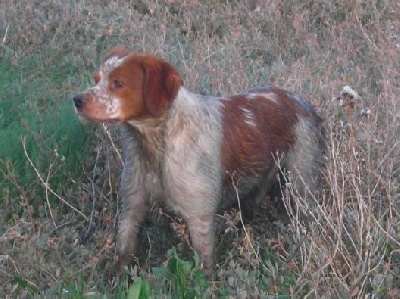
[0,0,399,297]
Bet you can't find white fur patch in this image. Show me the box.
[103,55,127,72]
[248,92,279,103]
[108,98,122,118]
[81,55,127,119]
[240,106,256,126]
[259,92,279,103]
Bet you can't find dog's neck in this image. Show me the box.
[124,87,190,148]
[124,108,170,171]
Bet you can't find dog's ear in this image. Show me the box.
[142,57,183,117]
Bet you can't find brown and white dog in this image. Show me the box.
[73,47,324,275]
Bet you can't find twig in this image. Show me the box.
[2,24,9,44]
[49,220,77,236]
[22,139,87,220]
[230,174,262,265]
[354,13,383,55]
[102,123,123,166]
[82,145,102,242]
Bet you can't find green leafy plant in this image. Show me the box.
[61,276,86,299]
[153,247,209,299]
[126,277,151,299]
[14,276,39,296]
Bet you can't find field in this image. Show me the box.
[0,0,399,297]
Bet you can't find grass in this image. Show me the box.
[1,0,399,298]
[0,50,92,220]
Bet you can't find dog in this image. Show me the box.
[73,47,324,275]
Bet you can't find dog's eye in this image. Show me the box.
[113,80,123,89]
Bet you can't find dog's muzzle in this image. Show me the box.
[73,93,87,109]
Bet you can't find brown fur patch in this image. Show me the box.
[221,88,307,182]
[141,56,183,117]
[105,54,183,120]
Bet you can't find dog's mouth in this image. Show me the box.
[75,111,121,125]
[73,93,124,124]
[107,118,121,124]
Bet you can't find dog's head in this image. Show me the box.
[73,47,183,123]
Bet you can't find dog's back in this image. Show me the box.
[220,87,323,216]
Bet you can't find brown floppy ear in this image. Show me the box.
[142,57,183,117]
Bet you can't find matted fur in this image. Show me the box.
[73,48,324,275]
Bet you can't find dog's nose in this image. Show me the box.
[73,93,87,108]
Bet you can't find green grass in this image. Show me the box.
[0,50,93,216]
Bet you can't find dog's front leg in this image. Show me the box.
[117,197,148,269]
[188,214,216,276]
[116,159,149,270]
